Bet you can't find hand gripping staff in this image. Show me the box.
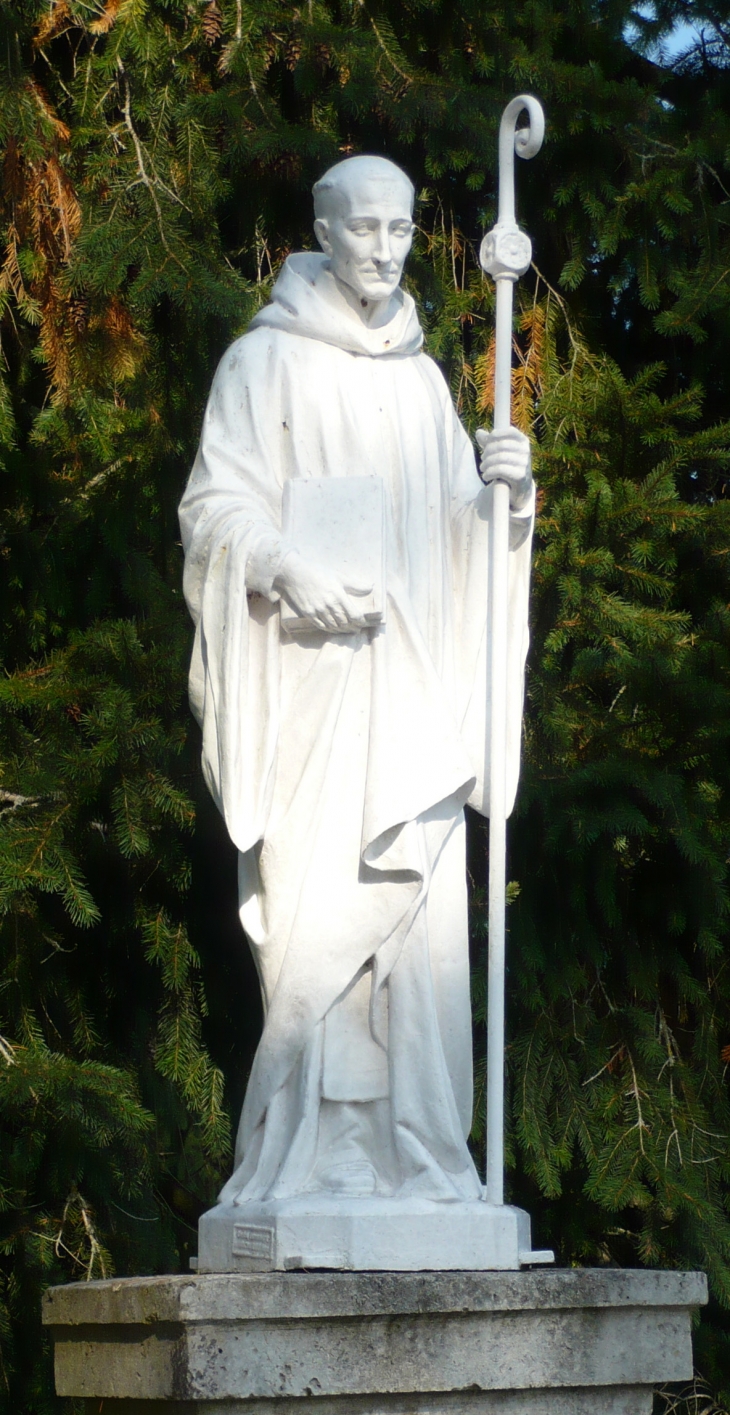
[479,95,544,1206]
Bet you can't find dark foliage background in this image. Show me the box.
[2,0,730,1408]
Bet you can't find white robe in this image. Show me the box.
[179,253,534,1205]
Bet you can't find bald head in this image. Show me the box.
[312,155,415,313]
[313,155,415,222]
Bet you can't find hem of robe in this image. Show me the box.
[222,799,482,1207]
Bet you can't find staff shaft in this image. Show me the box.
[486,267,514,1206]
[493,278,515,435]
[486,476,510,1206]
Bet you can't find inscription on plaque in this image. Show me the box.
[232,1223,275,1260]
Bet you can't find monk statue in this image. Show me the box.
[179,154,537,1271]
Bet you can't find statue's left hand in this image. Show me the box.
[476,426,533,511]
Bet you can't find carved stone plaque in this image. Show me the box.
[232,1223,274,1261]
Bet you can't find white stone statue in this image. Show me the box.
[179,154,540,1271]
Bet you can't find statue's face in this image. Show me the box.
[315,174,414,303]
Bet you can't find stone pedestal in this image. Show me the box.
[43,1268,706,1414]
[197,1196,554,1273]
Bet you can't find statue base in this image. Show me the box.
[196,1195,554,1272]
[43,1268,707,1412]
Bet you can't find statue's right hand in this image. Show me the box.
[273,550,372,632]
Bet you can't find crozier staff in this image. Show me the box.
[480,93,545,1207]
[179,155,534,1205]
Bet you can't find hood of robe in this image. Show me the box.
[250,252,424,358]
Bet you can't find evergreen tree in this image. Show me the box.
[1,1,730,1409]
[479,292,730,1398]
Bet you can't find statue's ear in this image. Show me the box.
[314,218,331,255]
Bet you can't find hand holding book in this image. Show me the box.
[274,550,373,633]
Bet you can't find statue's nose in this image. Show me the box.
[372,228,392,264]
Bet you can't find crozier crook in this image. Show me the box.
[479,94,544,1207]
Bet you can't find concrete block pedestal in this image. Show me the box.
[43,1268,707,1415]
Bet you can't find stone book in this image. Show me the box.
[280,475,386,633]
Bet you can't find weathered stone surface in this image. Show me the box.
[43,1268,706,1411]
[42,1266,708,1325]
[89,1389,654,1415]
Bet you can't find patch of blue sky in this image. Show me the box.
[624,4,724,66]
